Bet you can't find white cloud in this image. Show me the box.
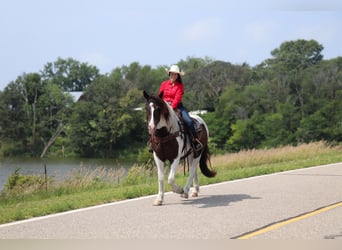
[293,22,340,43]
[181,18,222,45]
[243,20,277,43]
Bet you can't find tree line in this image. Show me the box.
[0,39,341,158]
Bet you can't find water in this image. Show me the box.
[0,158,130,191]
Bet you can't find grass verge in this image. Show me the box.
[0,141,341,224]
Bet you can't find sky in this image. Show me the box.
[0,0,341,91]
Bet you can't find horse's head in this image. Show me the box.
[143,90,170,134]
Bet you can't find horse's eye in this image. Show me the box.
[154,108,160,117]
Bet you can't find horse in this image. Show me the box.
[143,90,216,206]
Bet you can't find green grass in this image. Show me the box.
[0,141,341,224]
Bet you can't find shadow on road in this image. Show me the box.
[182,194,260,208]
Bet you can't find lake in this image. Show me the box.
[0,158,131,191]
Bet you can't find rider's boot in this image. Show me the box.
[191,133,203,155]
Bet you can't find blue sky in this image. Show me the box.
[0,0,341,90]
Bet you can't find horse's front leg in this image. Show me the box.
[154,156,165,206]
[168,158,184,195]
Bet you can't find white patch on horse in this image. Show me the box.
[148,103,156,133]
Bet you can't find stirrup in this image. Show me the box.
[193,138,203,152]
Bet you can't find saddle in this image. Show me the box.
[175,109,204,158]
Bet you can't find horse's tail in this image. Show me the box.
[199,144,216,178]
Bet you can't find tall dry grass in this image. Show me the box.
[56,166,127,190]
[211,141,341,170]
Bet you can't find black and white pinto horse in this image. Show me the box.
[143,91,216,206]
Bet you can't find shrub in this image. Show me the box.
[122,164,155,186]
[4,168,46,195]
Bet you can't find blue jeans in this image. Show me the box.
[178,103,196,136]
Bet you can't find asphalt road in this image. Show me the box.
[0,162,341,239]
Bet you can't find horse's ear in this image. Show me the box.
[159,91,164,99]
[143,90,149,100]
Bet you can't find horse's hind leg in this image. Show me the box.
[182,158,200,198]
[191,167,200,197]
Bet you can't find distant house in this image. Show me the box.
[189,110,208,115]
[66,91,84,102]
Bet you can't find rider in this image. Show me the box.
[158,64,202,152]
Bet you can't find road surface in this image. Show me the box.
[0,162,341,239]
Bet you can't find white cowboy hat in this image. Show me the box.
[165,64,185,76]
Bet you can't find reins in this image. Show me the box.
[150,122,191,176]
[151,130,180,147]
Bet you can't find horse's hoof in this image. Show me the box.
[181,192,189,199]
[153,199,163,206]
[190,192,198,198]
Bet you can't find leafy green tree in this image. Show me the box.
[296,111,327,142]
[183,61,252,111]
[226,113,263,151]
[204,112,231,150]
[275,99,301,144]
[121,62,141,86]
[208,84,241,149]
[68,72,145,157]
[38,83,73,157]
[264,39,324,117]
[0,81,28,155]
[256,113,290,148]
[41,57,100,91]
[178,56,213,73]
[296,95,342,142]
[309,57,342,100]
[137,65,166,94]
[268,39,323,70]
[0,73,73,156]
[68,99,102,157]
[13,73,43,154]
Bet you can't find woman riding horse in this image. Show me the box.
[158,65,202,152]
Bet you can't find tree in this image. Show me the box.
[183,61,252,111]
[41,57,100,91]
[0,73,73,156]
[256,113,290,147]
[14,73,44,154]
[310,57,342,100]
[68,72,145,157]
[226,114,263,151]
[38,83,74,157]
[0,81,28,155]
[264,39,324,117]
[269,39,323,70]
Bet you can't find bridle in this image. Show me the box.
[146,96,183,150]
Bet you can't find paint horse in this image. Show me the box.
[143,91,216,205]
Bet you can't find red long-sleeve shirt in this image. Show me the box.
[158,79,184,109]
